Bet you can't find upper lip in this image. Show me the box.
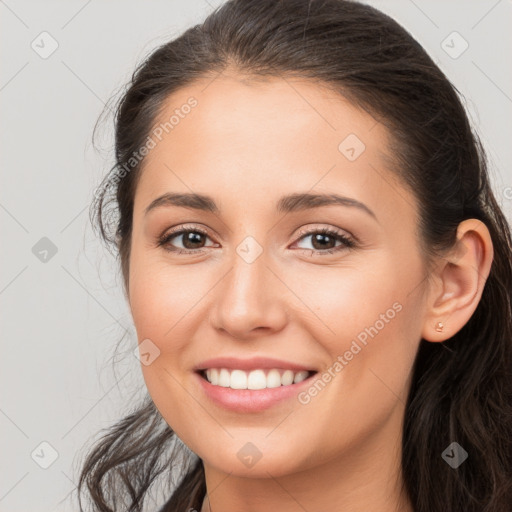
[194,356,317,373]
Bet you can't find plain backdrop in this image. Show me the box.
[1,1,511,510]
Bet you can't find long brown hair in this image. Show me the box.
[80,1,512,510]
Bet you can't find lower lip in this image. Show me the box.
[195,371,317,413]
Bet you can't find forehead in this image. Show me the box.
[148,72,383,154]
[134,72,415,226]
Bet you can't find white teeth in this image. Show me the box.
[218,369,230,387]
[247,369,266,390]
[281,369,294,386]
[293,370,309,383]
[230,369,247,389]
[203,368,312,389]
[266,369,282,388]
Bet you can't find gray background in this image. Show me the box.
[1,1,511,511]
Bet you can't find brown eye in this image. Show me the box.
[157,226,216,254]
[293,227,355,256]
[175,231,207,250]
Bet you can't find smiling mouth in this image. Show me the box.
[196,368,318,390]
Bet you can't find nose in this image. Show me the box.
[208,249,288,340]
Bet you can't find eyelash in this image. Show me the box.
[156,224,356,257]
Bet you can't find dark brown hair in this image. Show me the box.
[80,0,512,510]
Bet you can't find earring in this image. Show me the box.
[435,321,444,332]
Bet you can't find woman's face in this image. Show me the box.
[128,71,428,478]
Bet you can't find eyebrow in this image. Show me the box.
[144,192,377,220]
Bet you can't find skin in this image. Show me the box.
[127,69,493,512]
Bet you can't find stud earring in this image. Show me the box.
[435,321,444,332]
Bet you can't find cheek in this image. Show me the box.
[284,255,403,341]
[128,244,208,343]
[127,250,206,432]
[288,266,421,453]
[287,252,422,390]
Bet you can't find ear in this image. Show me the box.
[421,219,494,342]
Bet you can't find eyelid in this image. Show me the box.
[294,225,356,243]
[159,223,211,239]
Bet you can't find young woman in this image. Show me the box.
[79,0,512,511]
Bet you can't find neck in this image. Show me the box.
[199,404,413,512]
